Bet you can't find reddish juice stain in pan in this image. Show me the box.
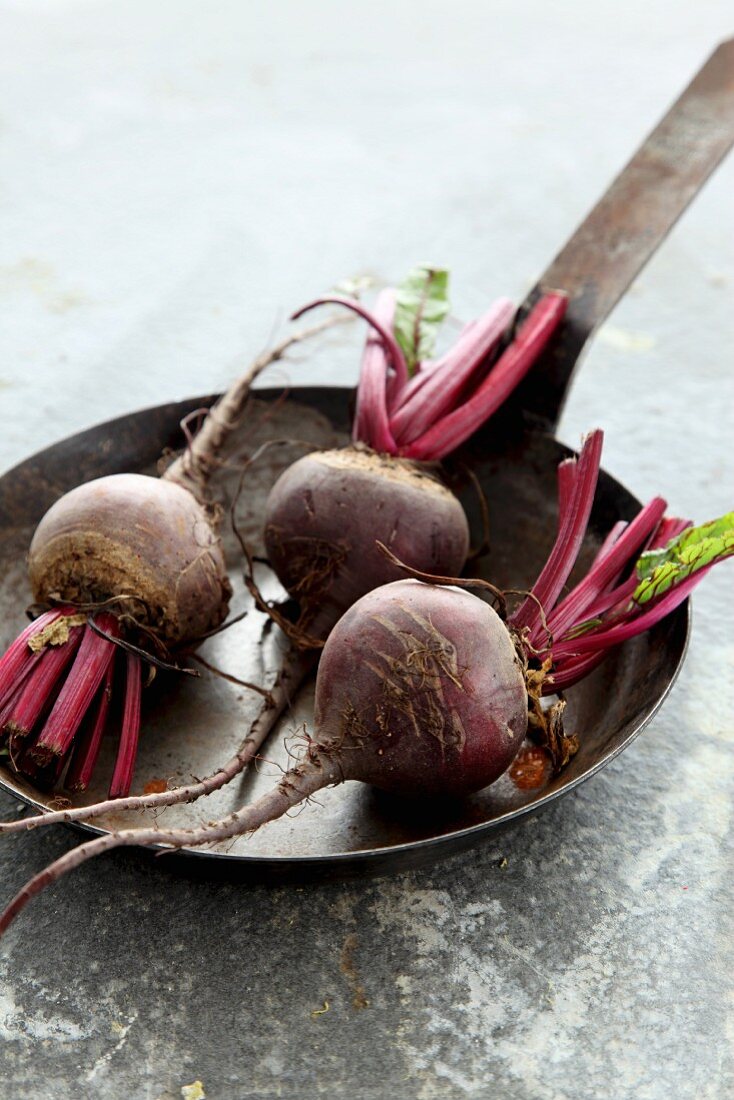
[509,745,551,790]
[143,778,168,795]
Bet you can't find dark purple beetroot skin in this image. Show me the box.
[28,473,231,646]
[312,579,528,798]
[264,449,470,632]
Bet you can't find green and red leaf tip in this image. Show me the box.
[507,433,733,693]
[392,264,451,375]
[632,512,734,605]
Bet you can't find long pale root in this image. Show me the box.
[0,756,336,936]
[163,313,351,504]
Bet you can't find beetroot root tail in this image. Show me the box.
[0,755,334,937]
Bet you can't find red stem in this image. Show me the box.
[0,608,66,702]
[402,293,568,461]
[0,651,46,731]
[568,573,638,625]
[32,615,119,764]
[64,663,115,793]
[556,459,578,536]
[388,299,515,445]
[589,521,628,567]
[389,317,479,413]
[551,567,708,662]
[546,497,668,643]
[544,651,608,693]
[291,295,408,391]
[351,289,399,453]
[534,509,699,691]
[108,654,142,799]
[548,513,693,659]
[4,629,84,739]
[511,430,604,637]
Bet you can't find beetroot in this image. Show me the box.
[0,475,230,801]
[310,580,527,798]
[263,269,567,635]
[265,450,470,634]
[28,474,229,647]
[3,430,730,934]
[0,271,564,808]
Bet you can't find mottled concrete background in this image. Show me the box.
[1,2,733,1097]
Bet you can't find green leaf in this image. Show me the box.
[632,512,734,605]
[561,616,604,640]
[393,264,450,375]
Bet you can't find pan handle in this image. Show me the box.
[512,37,734,431]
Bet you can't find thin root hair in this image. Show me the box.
[375,541,507,618]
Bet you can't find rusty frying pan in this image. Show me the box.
[0,39,732,880]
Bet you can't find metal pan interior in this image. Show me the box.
[0,390,689,879]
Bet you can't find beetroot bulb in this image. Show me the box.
[264,266,568,638]
[3,430,731,933]
[0,312,343,803]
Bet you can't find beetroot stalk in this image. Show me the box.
[388,298,516,444]
[64,664,115,793]
[4,628,84,741]
[0,652,46,728]
[31,615,119,766]
[549,569,711,666]
[402,294,567,461]
[291,294,409,393]
[350,289,399,453]
[556,459,579,537]
[543,497,668,643]
[108,653,142,799]
[510,431,604,637]
[0,609,66,699]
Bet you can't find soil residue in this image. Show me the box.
[340,932,369,1010]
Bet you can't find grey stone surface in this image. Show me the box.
[0,2,732,1098]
